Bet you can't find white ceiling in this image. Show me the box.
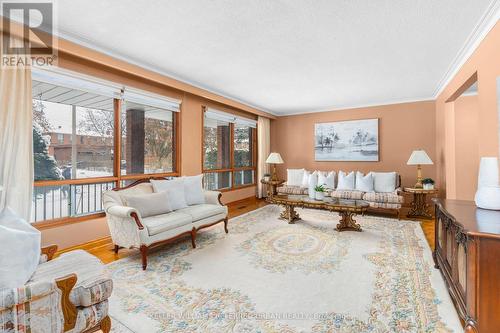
[50,0,499,115]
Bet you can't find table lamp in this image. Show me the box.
[265,152,284,181]
[407,150,433,188]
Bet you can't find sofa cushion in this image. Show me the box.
[337,171,355,190]
[372,172,397,193]
[363,192,403,204]
[307,172,319,198]
[355,172,374,192]
[287,168,305,186]
[151,178,188,210]
[329,190,364,200]
[29,250,112,307]
[183,174,205,205]
[117,183,154,205]
[142,212,192,236]
[122,191,172,218]
[177,204,227,222]
[367,202,402,209]
[320,171,335,189]
[277,185,308,195]
[301,170,311,187]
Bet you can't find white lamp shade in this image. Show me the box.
[266,152,284,164]
[477,157,499,187]
[407,150,433,165]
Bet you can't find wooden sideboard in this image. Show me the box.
[433,199,500,333]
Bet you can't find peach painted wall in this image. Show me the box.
[436,21,500,197]
[454,95,480,200]
[270,101,436,188]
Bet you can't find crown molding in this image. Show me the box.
[432,0,500,98]
[273,97,435,117]
[53,29,276,116]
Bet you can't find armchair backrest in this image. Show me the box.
[102,180,155,211]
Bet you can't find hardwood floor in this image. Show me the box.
[57,197,435,263]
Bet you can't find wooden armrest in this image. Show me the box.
[55,274,78,332]
[130,212,144,230]
[41,244,58,261]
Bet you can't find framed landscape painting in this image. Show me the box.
[315,118,379,161]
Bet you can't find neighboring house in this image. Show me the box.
[45,131,114,171]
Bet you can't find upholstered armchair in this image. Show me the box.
[0,245,112,333]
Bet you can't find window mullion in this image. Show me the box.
[113,98,122,188]
[230,122,235,189]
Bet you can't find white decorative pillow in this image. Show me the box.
[122,191,172,218]
[0,207,41,289]
[373,172,397,193]
[317,171,328,187]
[337,171,355,190]
[301,170,311,188]
[183,174,206,205]
[308,172,319,199]
[287,168,305,186]
[355,172,374,192]
[151,178,188,210]
[325,171,336,189]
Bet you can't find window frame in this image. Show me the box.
[33,88,181,228]
[201,106,257,191]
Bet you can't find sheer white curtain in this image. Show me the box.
[257,116,271,198]
[0,62,33,220]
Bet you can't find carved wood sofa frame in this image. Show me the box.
[111,178,228,270]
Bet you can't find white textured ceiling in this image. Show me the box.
[52,0,497,115]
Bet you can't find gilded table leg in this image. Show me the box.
[336,210,362,232]
[407,193,432,219]
[280,204,300,224]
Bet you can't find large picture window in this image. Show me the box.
[121,102,175,176]
[202,107,257,190]
[31,69,180,224]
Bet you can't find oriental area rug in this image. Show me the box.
[107,205,461,333]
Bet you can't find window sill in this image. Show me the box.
[33,213,106,231]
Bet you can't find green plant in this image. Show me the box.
[264,173,271,177]
[422,178,435,185]
[314,184,326,192]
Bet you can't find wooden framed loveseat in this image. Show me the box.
[102,178,229,270]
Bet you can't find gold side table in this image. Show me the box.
[260,179,285,198]
[404,187,438,219]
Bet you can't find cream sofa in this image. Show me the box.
[102,179,228,270]
[277,170,404,218]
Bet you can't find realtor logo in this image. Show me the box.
[1,1,57,67]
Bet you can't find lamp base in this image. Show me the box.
[475,186,500,210]
[414,164,423,188]
[271,164,279,182]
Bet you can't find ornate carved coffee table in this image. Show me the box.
[268,194,369,232]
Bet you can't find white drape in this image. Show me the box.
[257,116,271,198]
[0,63,33,221]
